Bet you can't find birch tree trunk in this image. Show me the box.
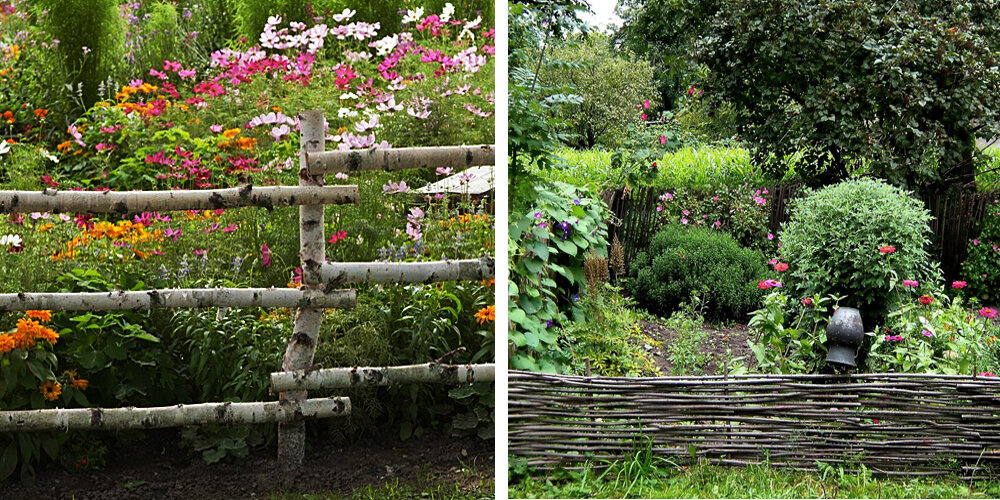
[279,110,327,470]
[306,145,495,175]
[271,363,495,391]
[0,398,350,432]
[0,288,356,312]
[320,257,495,286]
[0,185,358,214]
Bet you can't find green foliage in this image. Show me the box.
[692,0,1000,188]
[508,1,587,180]
[779,178,938,323]
[661,296,710,375]
[132,2,183,75]
[562,286,659,376]
[868,289,1000,375]
[628,225,768,321]
[539,33,658,148]
[508,181,609,373]
[962,201,1000,304]
[39,0,125,107]
[747,291,842,374]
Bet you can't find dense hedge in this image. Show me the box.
[628,224,767,320]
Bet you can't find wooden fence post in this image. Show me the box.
[278,110,327,469]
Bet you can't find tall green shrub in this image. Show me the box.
[39,0,124,106]
[134,2,182,73]
[779,178,937,324]
[628,224,768,320]
[962,201,1000,304]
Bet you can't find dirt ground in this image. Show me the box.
[2,429,493,500]
[641,320,755,375]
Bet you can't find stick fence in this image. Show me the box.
[509,370,1000,479]
[0,110,496,473]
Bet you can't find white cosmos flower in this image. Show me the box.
[402,7,423,25]
[441,3,455,23]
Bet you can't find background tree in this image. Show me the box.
[540,33,657,148]
[696,0,1000,190]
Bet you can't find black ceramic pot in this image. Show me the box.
[825,307,865,368]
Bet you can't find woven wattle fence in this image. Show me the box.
[509,371,1000,479]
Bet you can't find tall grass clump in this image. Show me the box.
[40,0,124,106]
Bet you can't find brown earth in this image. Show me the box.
[641,320,755,375]
[2,429,493,500]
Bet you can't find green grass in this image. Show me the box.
[976,146,1000,192]
[510,460,1000,499]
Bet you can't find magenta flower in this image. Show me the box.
[979,307,998,319]
[194,249,208,256]
[952,281,967,289]
[222,224,238,233]
[261,243,271,267]
[164,227,182,242]
[884,335,904,342]
[902,280,919,287]
[922,330,934,338]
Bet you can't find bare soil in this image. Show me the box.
[2,429,493,500]
[641,320,755,375]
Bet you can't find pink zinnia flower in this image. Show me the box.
[879,245,896,254]
[979,307,998,319]
[659,135,666,144]
[902,280,919,287]
[952,281,967,289]
[774,263,789,272]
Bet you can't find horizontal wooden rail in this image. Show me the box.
[306,145,495,175]
[271,362,495,391]
[0,397,350,432]
[320,258,495,286]
[0,288,356,312]
[0,185,359,214]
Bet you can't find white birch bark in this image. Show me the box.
[306,145,495,175]
[320,257,495,286]
[0,185,358,214]
[0,288,356,312]
[279,110,327,469]
[0,397,350,432]
[271,363,495,391]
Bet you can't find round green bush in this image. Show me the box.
[627,224,768,320]
[779,178,936,323]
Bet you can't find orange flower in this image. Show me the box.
[2,110,13,124]
[474,305,495,324]
[34,109,48,119]
[0,333,13,354]
[71,378,88,390]
[223,128,241,139]
[57,140,73,153]
[39,381,62,401]
[481,278,495,287]
[25,310,52,322]
[38,222,54,232]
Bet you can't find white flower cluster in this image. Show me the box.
[259,16,329,53]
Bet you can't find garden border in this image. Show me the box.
[0,111,496,472]
[509,370,1000,479]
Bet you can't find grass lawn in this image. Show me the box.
[510,458,1000,499]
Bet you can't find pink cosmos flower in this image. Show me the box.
[656,206,663,212]
[222,224,238,233]
[261,243,271,267]
[921,330,934,338]
[767,233,774,241]
[164,227,182,242]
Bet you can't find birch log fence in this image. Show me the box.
[0,110,496,472]
[509,371,1000,479]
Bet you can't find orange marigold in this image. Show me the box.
[25,310,52,323]
[0,333,14,354]
[34,108,48,119]
[474,305,495,324]
[40,381,62,401]
[223,128,241,138]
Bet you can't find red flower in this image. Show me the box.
[879,245,896,254]
[918,295,933,305]
[774,262,789,272]
[757,279,770,290]
[801,297,814,308]
[40,175,58,187]
[640,113,648,121]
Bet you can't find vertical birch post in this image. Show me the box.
[278,110,327,469]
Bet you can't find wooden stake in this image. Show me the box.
[279,110,328,469]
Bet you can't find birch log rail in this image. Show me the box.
[0,397,350,432]
[271,362,495,391]
[320,257,495,286]
[0,185,359,214]
[306,145,494,175]
[508,370,1000,479]
[0,288,357,312]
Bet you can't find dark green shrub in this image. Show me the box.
[39,0,125,106]
[779,178,937,324]
[962,201,1000,304]
[628,224,768,320]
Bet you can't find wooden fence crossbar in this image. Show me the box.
[0,397,351,432]
[0,185,359,214]
[306,145,495,175]
[320,258,495,286]
[0,289,357,312]
[270,363,495,391]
